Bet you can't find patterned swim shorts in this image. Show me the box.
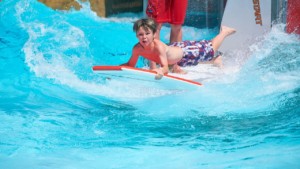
[169,40,220,67]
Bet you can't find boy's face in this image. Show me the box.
[136,26,156,46]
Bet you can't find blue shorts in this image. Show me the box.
[169,40,220,67]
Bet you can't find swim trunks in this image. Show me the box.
[146,0,188,25]
[169,40,221,67]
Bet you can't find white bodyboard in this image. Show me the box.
[93,66,202,91]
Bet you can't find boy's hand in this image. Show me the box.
[154,68,164,80]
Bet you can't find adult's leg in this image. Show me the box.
[170,0,188,43]
[146,0,168,40]
[170,24,182,43]
[211,26,236,52]
[155,23,163,40]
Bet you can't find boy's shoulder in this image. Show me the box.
[132,43,146,55]
[154,39,167,50]
[133,42,143,50]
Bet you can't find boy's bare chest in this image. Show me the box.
[139,49,161,63]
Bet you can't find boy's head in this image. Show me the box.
[133,18,157,34]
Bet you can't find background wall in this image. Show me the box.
[38,0,298,33]
[184,0,226,28]
[142,0,226,29]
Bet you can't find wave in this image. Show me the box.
[1,0,299,112]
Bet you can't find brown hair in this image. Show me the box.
[133,18,157,34]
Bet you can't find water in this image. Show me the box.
[1,0,300,168]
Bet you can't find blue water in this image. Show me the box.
[1,0,300,168]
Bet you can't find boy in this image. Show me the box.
[121,18,236,79]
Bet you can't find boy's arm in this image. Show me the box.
[152,62,168,80]
[151,47,169,79]
[149,61,157,69]
[157,47,169,75]
[120,46,139,67]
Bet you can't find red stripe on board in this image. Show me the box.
[121,66,203,86]
[286,0,300,34]
[165,74,202,86]
[92,66,122,71]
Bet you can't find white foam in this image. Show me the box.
[17,0,300,106]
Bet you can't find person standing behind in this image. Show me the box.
[146,0,188,43]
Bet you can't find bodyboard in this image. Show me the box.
[92,66,202,90]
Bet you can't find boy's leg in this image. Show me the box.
[212,56,223,68]
[211,26,236,52]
